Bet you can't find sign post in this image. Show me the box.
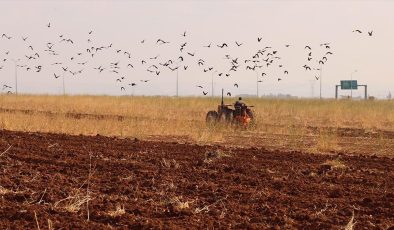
[336,80,367,100]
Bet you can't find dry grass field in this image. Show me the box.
[1,94,394,155]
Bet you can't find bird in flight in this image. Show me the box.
[353,29,362,33]
[47,43,55,49]
[150,55,159,60]
[315,75,319,80]
[234,83,239,88]
[227,92,231,96]
[368,31,373,36]
[47,22,51,28]
[181,31,186,37]
[303,65,311,71]
[235,41,243,47]
[196,85,203,89]
[1,34,12,39]
[305,45,311,50]
[157,39,169,45]
[124,51,131,59]
[203,91,208,95]
[35,65,42,72]
[2,84,12,90]
[180,42,187,52]
[203,43,211,48]
[257,37,262,42]
[217,43,228,48]
[25,55,36,60]
[169,66,179,71]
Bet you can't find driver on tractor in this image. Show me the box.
[233,97,252,127]
[234,97,245,108]
[234,97,246,116]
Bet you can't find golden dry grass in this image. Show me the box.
[0,94,394,155]
[322,158,347,170]
[107,204,126,217]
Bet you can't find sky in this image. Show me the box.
[0,0,393,98]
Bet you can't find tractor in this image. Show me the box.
[206,89,255,128]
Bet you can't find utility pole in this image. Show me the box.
[319,64,323,99]
[309,80,315,98]
[211,70,217,97]
[256,71,259,98]
[62,72,66,96]
[350,70,357,99]
[14,62,17,95]
[176,68,179,97]
[11,59,20,95]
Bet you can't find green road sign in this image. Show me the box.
[340,80,358,90]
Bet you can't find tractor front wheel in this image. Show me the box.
[206,111,218,125]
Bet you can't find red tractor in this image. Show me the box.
[206,89,255,128]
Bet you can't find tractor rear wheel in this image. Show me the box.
[206,111,218,125]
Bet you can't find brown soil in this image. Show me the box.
[0,129,393,229]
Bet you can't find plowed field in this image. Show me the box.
[0,130,393,229]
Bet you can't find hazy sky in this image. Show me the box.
[0,0,393,98]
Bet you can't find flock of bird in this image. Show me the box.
[0,23,373,96]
